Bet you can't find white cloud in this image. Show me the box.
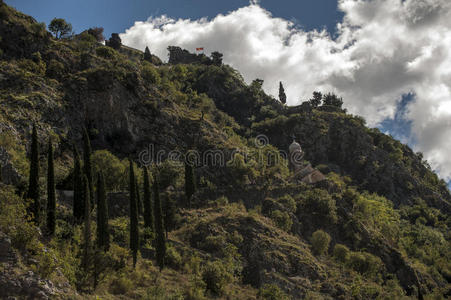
[120,0,451,180]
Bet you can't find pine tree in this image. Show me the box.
[309,91,322,107]
[184,162,196,208]
[96,172,110,252]
[279,82,287,104]
[154,177,166,271]
[81,175,92,272]
[143,167,153,230]
[73,146,84,223]
[129,160,139,267]
[163,193,176,239]
[46,138,56,235]
[83,128,94,206]
[26,124,40,224]
[144,46,152,62]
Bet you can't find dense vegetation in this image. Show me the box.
[0,2,450,299]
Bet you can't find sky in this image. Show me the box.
[5,0,451,183]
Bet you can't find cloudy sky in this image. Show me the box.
[7,0,451,181]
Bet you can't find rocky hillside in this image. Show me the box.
[0,2,450,299]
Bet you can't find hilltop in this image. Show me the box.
[0,2,450,299]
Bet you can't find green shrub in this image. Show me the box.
[109,275,133,295]
[278,195,296,213]
[310,230,331,256]
[96,46,117,59]
[141,63,161,84]
[333,244,350,263]
[258,284,290,300]
[301,189,337,224]
[91,150,127,191]
[166,246,183,269]
[348,251,384,277]
[202,260,233,296]
[270,210,293,232]
[46,59,65,79]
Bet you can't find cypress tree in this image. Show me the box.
[184,162,196,208]
[279,81,287,104]
[81,175,92,272]
[83,128,94,206]
[129,160,139,267]
[0,163,3,183]
[46,139,56,235]
[96,172,110,252]
[154,177,166,271]
[135,179,143,216]
[73,146,84,223]
[144,46,152,62]
[163,193,176,239]
[26,124,40,224]
[143,167,153,230]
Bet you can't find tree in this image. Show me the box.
[163,193,176,238]
[83,128,94,206]
[184,162,196,208]
[129,160,139,267]
[106,33,121,50]
[279,82,287,104]
[73,146,84,223]
[26,124,40,224]
[211,51,223,66]
[46,139,56,235]
[310,230,331,256]
[154,177,166,271]
[135,179,143,216]
[143,167,153,231]
[96,172,110,252]
[323,92,343,108]
[309,91,322,107]
[143,46,152,62]
[87,27,104,42]
[81,175,92,271]
[48,18,72,39]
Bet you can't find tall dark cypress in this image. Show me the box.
[46,139,56,235]
[144,46,152,62]
[184,162,196,208]
[279,81,287,104]
[163,193,176,239]
[154,177,166,271]
[129,160,139,267]
[143,167,153,230]
[81,175,92,271]
[26,124,40,224]
[96,172,110,252]
[135,179,143,216]
[73,146,84,222]
[83,128,94,206]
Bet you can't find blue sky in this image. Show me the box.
[5,0,343,38]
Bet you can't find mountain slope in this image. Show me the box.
[0,2,450,299]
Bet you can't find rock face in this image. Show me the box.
[0,147,21,186]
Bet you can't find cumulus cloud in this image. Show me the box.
[120,0,451,180]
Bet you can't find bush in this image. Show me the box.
[91,150,127,191]
[333,244,350,263]
[109,275,133,295]
[278,195,296,213]
[258,284,290,300]
[348,251,384,277]
[46,59,65,79]
[310,230,331,256]
[202,260,233,296]
[96,46,117,59]
[165,246,182,269]
[301,189,337,224]
[270,210,293,232]
[141,63,161,84]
